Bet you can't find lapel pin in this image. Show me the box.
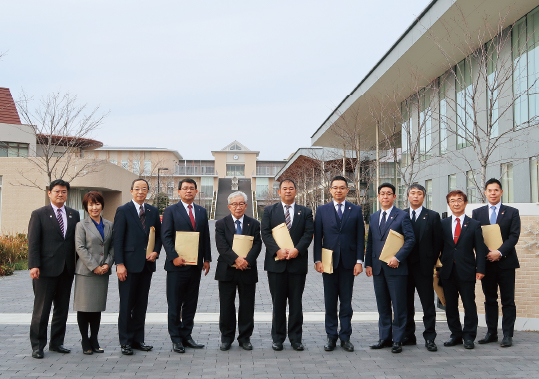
[69,215,72,218]
[298,211,301,214]
[390,216,393,219]
[423,216,426,219]
[49,215,52,218]
[501,212,505,215]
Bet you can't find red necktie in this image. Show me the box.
[454,218,461,244]
[188,204,196,230]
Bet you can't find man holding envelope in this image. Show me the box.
[161,178,211,354]
[472,178,520,348]
[261,179,314,352]
[314,176,365,352]
[365,182,415,354]
[215,191,262,351]
[114,178,162,355]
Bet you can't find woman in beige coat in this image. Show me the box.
[74,191,114,354]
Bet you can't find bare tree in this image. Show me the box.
[15,91,108,188]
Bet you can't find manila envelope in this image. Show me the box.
[231,234,254,268]
[379,229,404,267]
[146,226,156,257]
[272,223,295,261]
[433,273,446,306]
[481,224,504,251]
[321,248,333,274]
[175,231,199,265]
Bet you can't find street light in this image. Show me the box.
[157,167,169,214]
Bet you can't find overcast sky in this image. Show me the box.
[0,0,430,160]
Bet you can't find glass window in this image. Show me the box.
[0,141,29,157]
[419,89,432,160]
[273,181,280,197]
[531,157,539,202]
[425,179,432,209]
[439,76,448,154]
[466,170,477,203]
[401,101,412,166]
[121,160,129,170]
[501,162,514,202]
[487,37,499,137]
[132,160,140,174]
[256,177,269,200]
[448,174,457,192]
[200,177,214,198]
[110,159,117,165]
[144,160,151,175]
[456,59,472,149]
[226,165,244,177]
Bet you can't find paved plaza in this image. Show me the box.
[1,221,538,378]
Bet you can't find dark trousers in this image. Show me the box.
[481,265,516,337]
[218,276,256,344]
[167,267,202,343]
[322,264,355,341]
[267,271,306,344]
[30,266,74,350]
[118,265,153,346]
[405,265,437,341]
[372,268,408,343]
[444,265,477,341]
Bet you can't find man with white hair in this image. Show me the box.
[214,191,262,351]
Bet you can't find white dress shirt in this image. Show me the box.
[333,200,346,216]
[132,200,144,215]
[282,202,295,225]
[409,206,423,221]
[181,200,196,220]
[232,215,244,233]
[379,206,394,225]
[451,213,466,240]
[50,203,67,238]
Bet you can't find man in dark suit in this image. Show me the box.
[365,183,415,354]
[28,179,81,359]
[114,178,162,355]
[440,190,487,350]
[162,178,211,354]
[261,179,314,351]
[215,191,262,351]
[314,175,365,352]
[403,184,442,352]
[472,178,520,348]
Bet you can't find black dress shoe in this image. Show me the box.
[92,347,104,353]
[291,342,304,351]
[32,349,44,359]
[500,336,513,347]
[272,342,284,351]
[172,342,185,353]
[132,342,153,351]
[220,342,232,351]
[478,332,498,344]
[425,340,438,352]
[81,338,93,355]
[443,337,463,347]
[391,342,402,353]
[464,340,475,349]
[121,345,134,355]
[402,336,417,346]
[50,345,71,354]
[340,340,354,352]
[324,338,337,351]
[239,341,253,350]
[370,339,393,349]
[184,338,204,349]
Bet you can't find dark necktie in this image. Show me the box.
[490,206,497,225]
[454,218,461,244]
[188,204,196,230]
[285,205,292,230]
[56,208,65,238]
[235,219,242,235]
[139,205,146,231]
[380,211,387,232]
[411,210,416,223]
[337,203,343,219]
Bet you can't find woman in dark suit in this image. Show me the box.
[74,191,114,354]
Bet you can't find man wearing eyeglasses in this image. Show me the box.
[214,191,262,351]
[440,190,487,350]
[161,178,211,354]
[314,176,365,352]
[365,183,415,354]
[261,179,314,352]
[113,178,162,355]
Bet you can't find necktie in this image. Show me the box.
[337,203,343,219]
[188,204,196,230]
[285,205,292,230]
[139,205,145,230]
[56,208,65,237]
[454,217,461,244]
[490,206,497,225]
[380,211,387,231]
[411,210,416,223]
[235,219,242,235]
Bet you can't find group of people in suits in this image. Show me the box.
[27,174,519,359]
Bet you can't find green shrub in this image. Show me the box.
[0,234,28,276]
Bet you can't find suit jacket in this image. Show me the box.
[28,204,80,277]
[471,204,520,269]
[403,207,443,276]
[214,214,262,283]
[161,201,212,271]
[440,215,487,281]
[75,217,114,276]
[365,207,415,276]
[262,202,314,274]
[113,201,162,273]
[313,201,365,270]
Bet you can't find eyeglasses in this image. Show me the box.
[51,190,68,195]
[331,186,348,191]
[180,187,196,191]
[133,188,148,192]
[230,202,247,208]
[449,199,464,204]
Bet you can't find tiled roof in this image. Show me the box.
[0,87,21,125]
